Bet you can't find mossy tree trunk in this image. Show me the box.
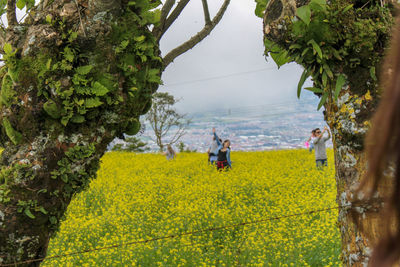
[260,0,393,264]
[325,85,385,265]
[0,0,231,265]
[0,1,161,265]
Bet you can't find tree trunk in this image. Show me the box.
[325,85,384,265]
[261,0,393,264]
[0,0,161,265]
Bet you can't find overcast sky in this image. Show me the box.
[158,0,316,114]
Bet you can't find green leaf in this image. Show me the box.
[289,44,302,50]
[39,206,48,215]
[46,58,52,70]
[43,100,61,119]
[3,118,22,145]
[16,0,25,9]
[296,5,311,25]
[46,14,52,24]
[61,116,70,126]
[323,64,333,79]
[332,49,342,61]
[322,71,328,87]
[37,189,47,194]
[370,67,377,81]
[134,35,146,42]
[85,97,103,108]
[342,4,353,14]
[49,216,57,224]
[255,1,267,18]
[308,39,323,59]
[76,65,93,75]
[317,92,328,110]
[60,174,68,183]
[270,49,291,68]
[3,43,12,55]
[147,69,162,83]
[92,81,109,96]
[24,208,35,219]
[71,115,85,123]
[334,74,346,100]
[297,69,310,98]
[309,0,326,11]
[305,87,324,93]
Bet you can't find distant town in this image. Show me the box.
[113,95,333,152]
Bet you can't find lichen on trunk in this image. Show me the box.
[0,0,162,265]
[258,0,394,264]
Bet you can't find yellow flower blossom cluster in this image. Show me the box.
[44,149,340,266]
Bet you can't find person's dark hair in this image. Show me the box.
[167,144,175,155]
[354,17,400,266]
[223,139,230,149]
[311,129,316,134]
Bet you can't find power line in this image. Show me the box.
[0,204,351,266]
[162,67,284,87]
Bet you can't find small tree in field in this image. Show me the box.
[146,92,190,151]
[112,137,149,152]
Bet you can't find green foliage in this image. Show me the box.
[297,5,311,25]
[50,144,96,202]
[2,118,22,145]
[258,0,393,109]
[0,74,15,107]
[112,137,149,152]
[0,163,34,204]
[255,0,269,17]
[43,100,61,119]
[264,39,291,68]
[125,119,141,136]
[17,199,48,219]
[16,0,35,10]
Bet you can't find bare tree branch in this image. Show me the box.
[7,0,17,27]
[156,0,190,41]
[162,0,230,70]
[201,0,211,25]
[153,0,176,39]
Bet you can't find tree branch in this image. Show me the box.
[156,0,190,41]
[201,0,211,25]
[152,0,176,39]
[7,0,17,27]
[162,0,230,70]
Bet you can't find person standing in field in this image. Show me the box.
[163,144,176,160]
[305,129,317,152]
[313,126,330,167]
[212,128,232,170]
[207,134,221,165]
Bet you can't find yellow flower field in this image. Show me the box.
[44,149,340,266]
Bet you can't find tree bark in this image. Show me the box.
[325,85,385,265]
[262,0,392,265]
[0,0,160,265]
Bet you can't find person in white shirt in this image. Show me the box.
[312,126,331,167]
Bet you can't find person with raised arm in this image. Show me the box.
[212,128,232,170]
[312,126,331,167]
